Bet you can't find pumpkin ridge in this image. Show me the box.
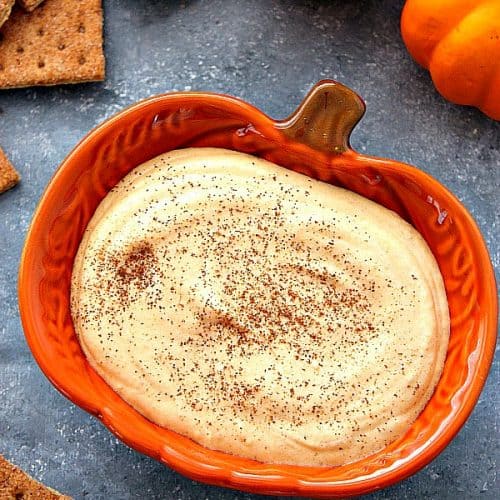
[430,8,491,101]
[402,0,500,119]
[478,61,500,110]
[433,3,500,111]
[401,0,481,68]
[478,66,500,119]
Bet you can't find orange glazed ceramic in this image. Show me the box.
[18,81,497,497]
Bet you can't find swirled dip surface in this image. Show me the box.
[71,148,449,466]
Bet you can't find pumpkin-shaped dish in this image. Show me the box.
[18,81,497,497]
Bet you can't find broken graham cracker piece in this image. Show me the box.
[0,0,104,89]
[0,146,19,193]
[0,454,71,499]
[18,0,46,13]
[0,0,14,28]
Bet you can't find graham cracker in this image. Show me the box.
[0,0,105,89]
[0,454,71,499]
[18,0,46,13]
[0,146,19,193]
[0,0,14,28]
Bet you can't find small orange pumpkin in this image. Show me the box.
[401,0,500,120]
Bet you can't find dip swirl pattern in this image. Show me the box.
[71,148,449,466]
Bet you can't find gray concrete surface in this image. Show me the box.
[0,1,498,498]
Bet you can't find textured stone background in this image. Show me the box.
[0,1,498,498]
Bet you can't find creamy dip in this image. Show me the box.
[71,148,449,466]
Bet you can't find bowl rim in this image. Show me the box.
[18,88,498,497]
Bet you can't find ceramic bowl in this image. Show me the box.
[18,81,497,497]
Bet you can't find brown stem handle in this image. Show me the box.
[275,80,365,154]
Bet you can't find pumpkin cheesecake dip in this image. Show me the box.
[71,148,449,466]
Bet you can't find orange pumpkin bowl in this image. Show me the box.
[18,81,497,497]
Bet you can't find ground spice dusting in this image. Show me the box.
[113,241,161,305]
[71,148,450,467]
